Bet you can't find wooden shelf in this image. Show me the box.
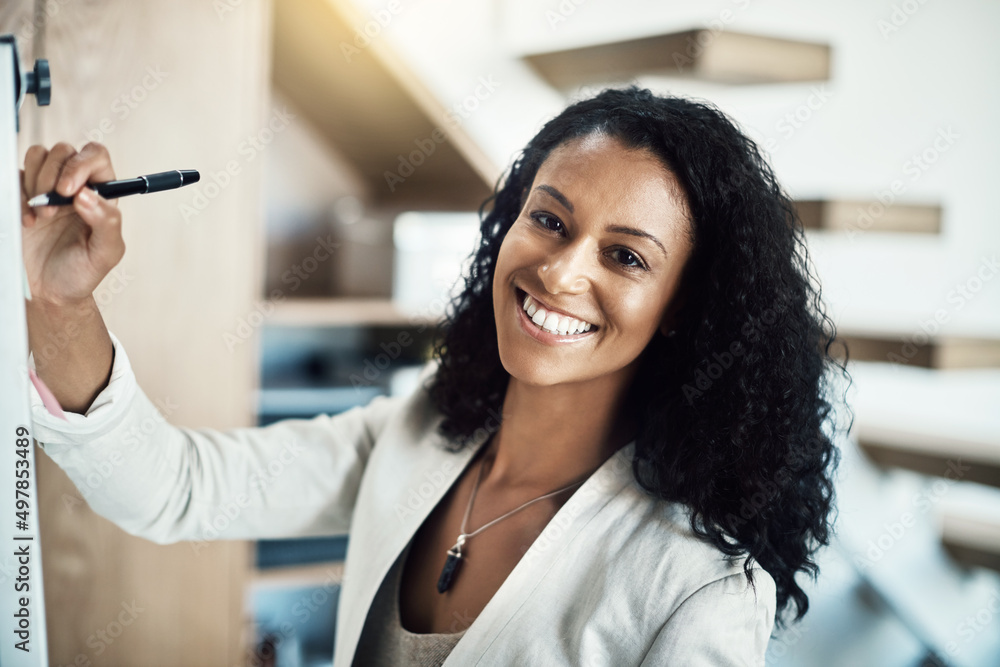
[251,561,345,589]
[859,439,1000,490]
[856,409,1000,490]
[850,360,1000,488]
[523,29,831,88]
[833,334,1000,369]
[941,511,1000,573]
[266,298,441,328]
[796,200,941,234]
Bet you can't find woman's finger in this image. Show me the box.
[57,142,117,198]
[20,169,36,228]
[34,142,77,196]
[23,144,48,196]
[34,143,78,218]
[73,188,125,272]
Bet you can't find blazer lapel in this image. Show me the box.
[442,440,637,665]
[334,414,493,666]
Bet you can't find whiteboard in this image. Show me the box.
[0,35,49,667]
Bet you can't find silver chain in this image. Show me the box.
[455,454,587,545]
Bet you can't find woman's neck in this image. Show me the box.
[481,371,638,492]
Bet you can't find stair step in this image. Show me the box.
[523,29,831,88]
[273,0,496,210]
[850,361,1000,488]
[858,440,1000,490]
[941,510,1000,573]
[796,200,941,234]
[834,335,1000,369]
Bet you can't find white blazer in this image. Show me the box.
[29,332,776,666]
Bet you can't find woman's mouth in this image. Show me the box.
[514,287,598,342]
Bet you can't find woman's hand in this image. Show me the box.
[21,141,124,307]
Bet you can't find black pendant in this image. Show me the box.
[437,546,463,594]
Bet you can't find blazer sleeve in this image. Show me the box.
[28,330,405,545]
[639,569,777,667]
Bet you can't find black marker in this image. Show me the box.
[28,169,200,206]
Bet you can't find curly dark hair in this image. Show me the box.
[425,85,851,633]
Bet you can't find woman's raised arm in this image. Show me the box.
[30,332,404,544]
[21,141,407,544]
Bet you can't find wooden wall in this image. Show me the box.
[3,1,272,664]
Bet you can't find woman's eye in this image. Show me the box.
[532,212,563,233]
[612,248,645,270]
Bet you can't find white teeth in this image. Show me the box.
[520,292,595,335]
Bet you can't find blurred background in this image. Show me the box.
[2,0,999,665]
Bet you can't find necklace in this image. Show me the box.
[436,453,588,594]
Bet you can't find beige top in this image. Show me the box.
[353,540,469,666]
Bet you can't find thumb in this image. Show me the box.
[73,187,126,271]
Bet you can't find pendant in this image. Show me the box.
[437,535,466,594]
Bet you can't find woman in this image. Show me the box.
[23,86,846,666]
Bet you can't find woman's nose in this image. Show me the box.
[537,241,591,295]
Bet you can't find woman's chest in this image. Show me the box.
[396,476,565,634]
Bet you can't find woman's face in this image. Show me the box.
[492,132,694,388]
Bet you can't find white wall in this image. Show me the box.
[353,0,1000,338]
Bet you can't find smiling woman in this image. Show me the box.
[425,86,851,662]
[23,85,848,667]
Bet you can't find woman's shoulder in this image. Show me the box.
[594,458,775,604]
[351,358,450,447]
[520,455,776,660]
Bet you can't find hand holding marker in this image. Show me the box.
[21,168,199,302]
[28,169,200,206]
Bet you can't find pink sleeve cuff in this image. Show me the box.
[28,368,69,421]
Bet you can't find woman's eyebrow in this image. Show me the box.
[535,184,574,213]
[605,225,668,258]
[534,183,668,258]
